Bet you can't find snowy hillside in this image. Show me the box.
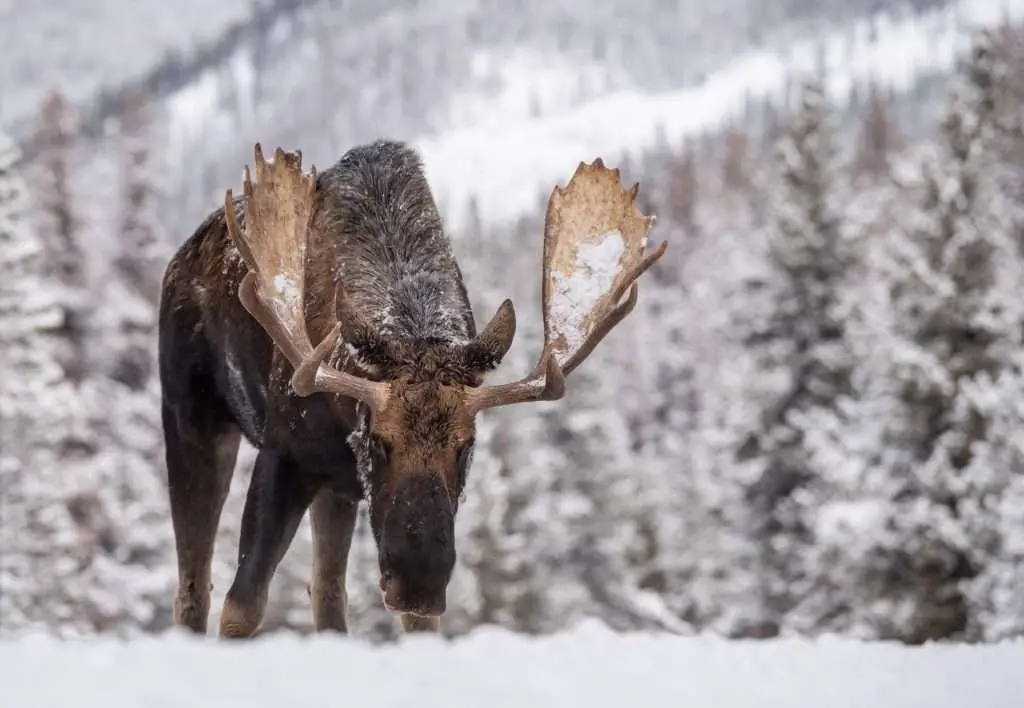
[0,0,254,129]
[417,0,1024,229]
[4,0,915,141]
[143,0,1024,236]
[6,1,1007,253]
[2,623,1023,707]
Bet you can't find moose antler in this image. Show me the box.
[225,143,390,412]
[466,158,667,413]
[542,159,667,374]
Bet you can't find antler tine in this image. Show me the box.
[464,344,566,414]
[225,143,390,411]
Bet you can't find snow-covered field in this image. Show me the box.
[2,622,1023,707]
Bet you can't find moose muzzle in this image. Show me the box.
[377,475,456,617]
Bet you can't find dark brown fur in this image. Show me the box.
[159,141,508,637]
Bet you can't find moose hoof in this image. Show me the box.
[401,614,441,633]
[172,585,212,634]
[218,596,264,639]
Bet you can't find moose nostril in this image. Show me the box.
[379,570,393,592]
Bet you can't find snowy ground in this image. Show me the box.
[2,622,1023,707]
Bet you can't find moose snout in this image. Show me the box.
[380,570,447,617]
[379,547,452,617]
[377,475,456,616]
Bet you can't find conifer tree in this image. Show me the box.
[666,139,698,230]
[0,130,81,633]
[115,89,168,307]
[738,79,855,633]
[850,40,1024,642]
[854,81,903,178]
[32,90,87,383]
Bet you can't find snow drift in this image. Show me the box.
[1,622,1022,707]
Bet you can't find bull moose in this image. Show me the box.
[158,139,666,637]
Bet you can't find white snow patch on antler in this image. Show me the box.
[273,274,300,305]
[549,228,625,362]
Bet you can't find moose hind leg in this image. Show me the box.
[163,398,240,634]
[308,489,359,633]
[220,449,317,638]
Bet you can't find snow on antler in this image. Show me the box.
[549,228,627,355]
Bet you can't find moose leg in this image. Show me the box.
[308,489,359,632]
[163,399,240,634]
[401,615,442,633]
[220,450,317,638]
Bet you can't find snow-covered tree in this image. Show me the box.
[665,140,698,231]
[720,123,752,193]
[736,78,858,634]
[842,47,1024,642]
[32,90,88,383]
[114,90,169,308]
[0,130,83,634]
[853,81,902,178]
[458,405,573,633]
[98,90,171,392]
[1,120,175,637]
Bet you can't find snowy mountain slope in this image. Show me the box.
[65,1,927,220]
[6,0,909,144]
[415,0,1024,230]
[7,0,1001,255]
[2,623,1023,707]
[0,0,254,129]
[152,0,959,240]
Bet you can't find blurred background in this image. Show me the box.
[2,0,1024,644]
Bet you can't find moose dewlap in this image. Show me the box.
[157,140,666,640]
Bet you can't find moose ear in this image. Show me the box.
[464,299,516,373]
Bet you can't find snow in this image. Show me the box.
[443,48,625,130]
[166,70,224,159]
[417,0,1024,230]
[549,228,626,361]
[1,624,1023,707]
[0,0,253,130]
[273,274,300,305]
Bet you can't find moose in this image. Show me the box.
[158,139,666,637]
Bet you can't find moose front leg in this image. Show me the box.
[220,450,317,638]
[308,489,358,632]
[401,615,441,633]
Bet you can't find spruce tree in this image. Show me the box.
[864,40,1023,642]
[738,79,855,633]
